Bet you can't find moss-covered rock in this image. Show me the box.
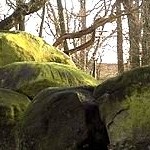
[94,66,150,149]
[108,90,150,150]
[20,87,109,150]
[0,62,97,98]
[0,31,75,66]
[0,88,30,150]
[94,66,150,100]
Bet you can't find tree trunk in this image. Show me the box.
[141,0,150,65]
[123,0,140,68]
[56,0,69,55]
[39,5,45,37]
[116,0,124,73]
[0,0,47,30]
[79,0,87,71]
[16,0,25,31]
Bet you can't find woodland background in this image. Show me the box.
[0,0,149,80]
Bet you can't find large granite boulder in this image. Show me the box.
[94,66,150,149]
[0,62,97,99]
[0,88,30,150]
[0,31,75,66]
[20,86,109,150]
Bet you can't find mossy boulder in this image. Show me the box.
[94,66,150,149]
[0,31,75,66]
[20,86,109,150]
[0,62,97,98]
[0,88,30,150]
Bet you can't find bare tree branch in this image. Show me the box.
[66,31,95,54]
[53,14,117,47]
[39,5,45,37]
[53,3,142,55]
[0,0,48,30]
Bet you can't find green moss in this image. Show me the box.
[0,88,30,123]
[94,66,150,148]
[0,62,97,98]
[109,89,150,145]
[94,66,150,100]
[0,31,75,66]
[0,88,30,149]
[20,88,91,150]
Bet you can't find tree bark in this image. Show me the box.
[56,0,69,55]
[0,0,47,30]
[123,0,141,68]
[16,0,25,31]
[141,0,150,65]
[39,5,46,37]
[116,0,124,73]
[79,0,87,70]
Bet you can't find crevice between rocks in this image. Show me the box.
[77,102,110,150]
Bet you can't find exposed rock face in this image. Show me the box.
[2,64,150,150]
[0,31,75,66]
[0,62,97,98]
[94,66,150,149]
[0,31,111,150]
[20,87,109,150]
[1,30,150,149]
[0,88,30,150]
